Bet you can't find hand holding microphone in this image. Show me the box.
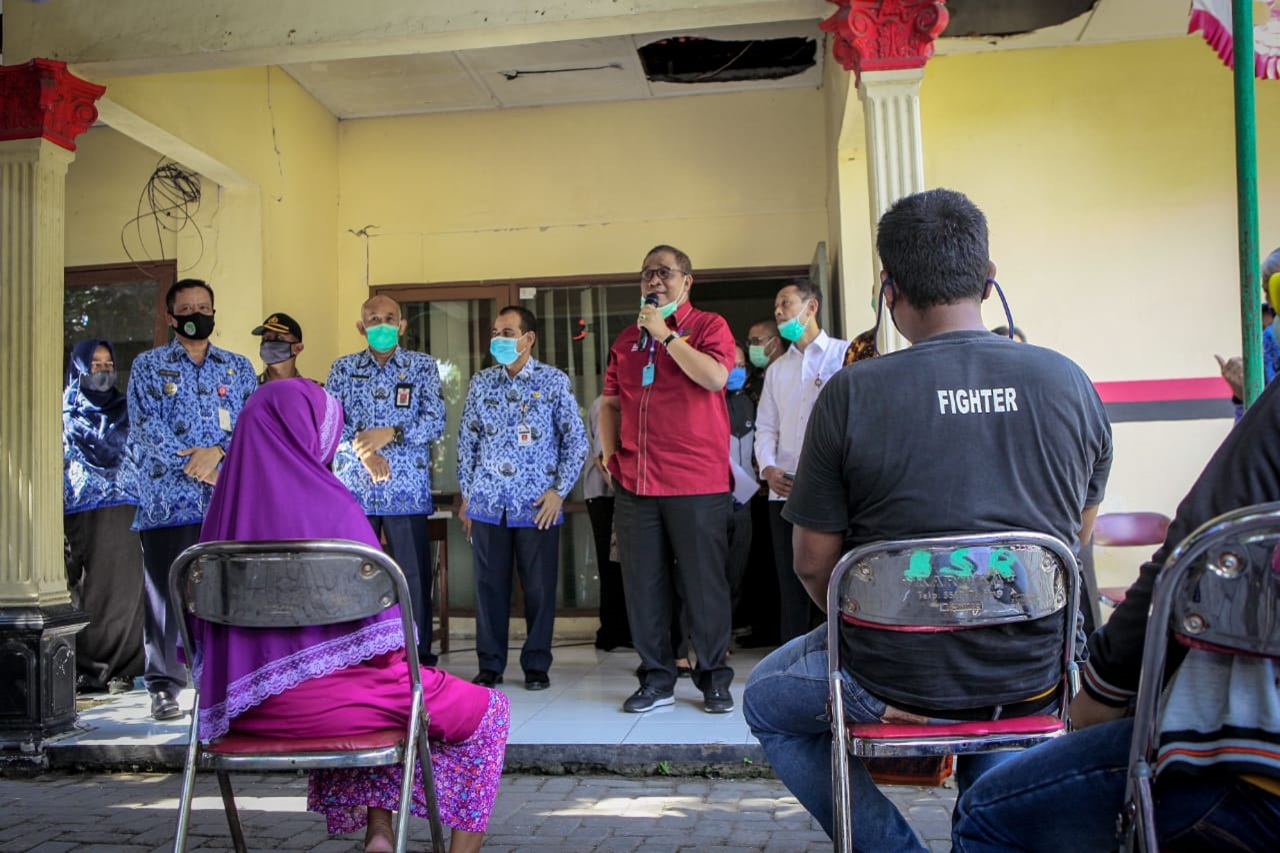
[637,293,660,349]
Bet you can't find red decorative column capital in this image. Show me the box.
[0,59,105,151]
[821,0,949,82]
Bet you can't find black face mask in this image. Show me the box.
[173,311,215,340]
[81,371,117,393]
[259,340,295,365]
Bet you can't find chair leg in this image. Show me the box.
[216,771,248,853]
[830,673,853,853]
[418,726,446,853]
[172,723,202,853]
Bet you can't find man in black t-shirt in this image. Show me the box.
[742,188,1112,851]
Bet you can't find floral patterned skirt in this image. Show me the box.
[307,689,509,835]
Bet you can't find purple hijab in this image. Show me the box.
[193,378,405,740]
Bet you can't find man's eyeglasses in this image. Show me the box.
[747,335,777,346]
[641,266,688,283]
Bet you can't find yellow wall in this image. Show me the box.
[70,67,341,376]
[335,88,829,351]
[923,37,1277,381]
[919,36,1279,580]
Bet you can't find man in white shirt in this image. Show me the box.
[754,280,848,643]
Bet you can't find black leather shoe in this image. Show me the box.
[703,686,734,714]
[524,670,550,691]
[150,690,181,721]
[471,670,503,687]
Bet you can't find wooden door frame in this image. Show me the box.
[65,260,177,347]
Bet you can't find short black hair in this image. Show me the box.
[499,305,538,336]
[167,278,214,314]
[781,278,823,311]
[1264,302,1277,321]
[644,244,692,274]
[876,188,989,310]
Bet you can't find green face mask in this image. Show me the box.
[748,345,771,368]
[642,287,685,320]
[366,323,399,353]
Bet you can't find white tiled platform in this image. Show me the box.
[50,643,768,768]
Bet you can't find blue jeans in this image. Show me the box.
[952,717,1280,852]
[743,625,1010,852]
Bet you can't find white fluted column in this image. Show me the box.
[859,68,926,353]
[0,138,75,604]
[0,58,103,751]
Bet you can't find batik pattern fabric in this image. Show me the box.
[457,359,588,527]
[64,339,137,514]
[326,347,445,516]
[126,339,256,531]
[307,689,510,835]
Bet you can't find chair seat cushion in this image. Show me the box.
[206,727,405,755]
[849,714,1064,740]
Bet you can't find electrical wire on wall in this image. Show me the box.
[120,157,205,273]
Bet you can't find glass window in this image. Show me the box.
[64,262,173,389]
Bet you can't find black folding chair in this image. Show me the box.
[169,539,445,853]
[828,531,1080,852]
[1121,502,1280,852]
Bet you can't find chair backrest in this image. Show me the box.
[1122,502,1280,852]
[1133,503,1280,700]
[828,531,1076,632]
[170,540,405,630]
[1093,512,1171,548]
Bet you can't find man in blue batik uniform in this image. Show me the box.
[326,294,446,665]
[458,306,588,691]
[127,278,256,720]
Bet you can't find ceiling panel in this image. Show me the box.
[284,53,494,119]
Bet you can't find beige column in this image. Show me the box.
[0,59,104,752]
[858,67,927,353]
[0,138,75,604]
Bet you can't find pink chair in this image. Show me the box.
[1093,512,1171,608]
[827,531,1079,852]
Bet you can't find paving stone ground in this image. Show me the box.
[0,772,956,852]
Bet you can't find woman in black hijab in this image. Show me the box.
[63,339,144,693]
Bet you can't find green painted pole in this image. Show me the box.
[1235,0,1263,407]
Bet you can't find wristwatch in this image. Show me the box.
[392,425,405,444]
[662,332,679,347]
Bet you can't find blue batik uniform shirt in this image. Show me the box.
[126,339,256,531]
[458,358,589,527]
[326,347,446,516]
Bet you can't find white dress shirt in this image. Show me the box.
[754,330,849,500]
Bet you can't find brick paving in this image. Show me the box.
[0,772,956,852]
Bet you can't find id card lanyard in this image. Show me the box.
[641,338,657,387]
[517,400,532,446]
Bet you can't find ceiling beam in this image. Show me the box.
[4,0,828,78]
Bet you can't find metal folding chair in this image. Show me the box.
[1092,512,1171,609]
[169,539,446,853]
[828,531,1080,852]
[1120,502,1280,853]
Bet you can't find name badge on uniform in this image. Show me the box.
[395,383,412,408]
[217,407,232,431]
[517,425,532,447]
[641,363,655,387]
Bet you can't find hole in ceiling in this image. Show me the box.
[638,36,817,84]
[944,0,1098,38]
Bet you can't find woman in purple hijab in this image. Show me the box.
[194,379,507,853]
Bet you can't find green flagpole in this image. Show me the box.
[1235,0,1263,407]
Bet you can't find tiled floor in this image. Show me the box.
[59,642,767,760]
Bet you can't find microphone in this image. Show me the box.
[637,293,660,349]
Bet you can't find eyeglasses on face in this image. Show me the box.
[641,266,687,283]
[746,335,777,346]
